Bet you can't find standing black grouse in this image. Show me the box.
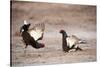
[20,20,45,49]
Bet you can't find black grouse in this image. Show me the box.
[20,20,45,49]
[60,30,85,52]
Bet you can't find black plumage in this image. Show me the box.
[20,21,45,49]
[60,30,83,52]
[60,30,69,52]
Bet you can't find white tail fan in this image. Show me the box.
[28,23,45,41]
[79,40,86,44]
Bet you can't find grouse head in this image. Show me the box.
[60,30,68,37]
[20,20,30,33]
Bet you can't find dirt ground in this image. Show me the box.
[11,1,96,66]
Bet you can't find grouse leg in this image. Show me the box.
[24,44,28,56]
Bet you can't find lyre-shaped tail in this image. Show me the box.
[33,23,45,32]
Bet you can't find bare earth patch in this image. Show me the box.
[11,1,96,66]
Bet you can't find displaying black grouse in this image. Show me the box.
[20,20,45,49]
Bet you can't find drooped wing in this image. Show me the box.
[28,23,45,41]
[66,36,75,48]
[66,35,79,48]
